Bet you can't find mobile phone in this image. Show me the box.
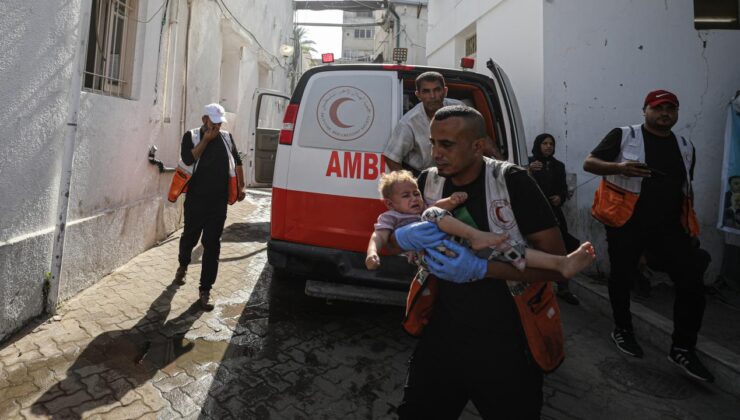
[647,167,666,176]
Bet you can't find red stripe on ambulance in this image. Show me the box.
[271,187,386,252]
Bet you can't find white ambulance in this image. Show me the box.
[268,60,528,302]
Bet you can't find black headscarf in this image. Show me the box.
[528,133,567,207]
[531,133,555,161]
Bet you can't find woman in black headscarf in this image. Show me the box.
[529,133,581,305]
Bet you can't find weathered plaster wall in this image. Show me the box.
[543,0,740,277]
[394,3,428,65]
[426,0,544,144]
[0,0,292,340]
[0,0,80,340]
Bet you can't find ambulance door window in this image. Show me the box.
[255,93,289,184]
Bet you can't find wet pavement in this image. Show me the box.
[1,192,739,419]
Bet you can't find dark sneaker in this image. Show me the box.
[557,290,580,305]
[611,328,644,358]
[199,291,214,311]
[174,266,187,285]
[668,347,715,382]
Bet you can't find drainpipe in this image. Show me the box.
[389,5,400,49]
[181,0,194,135]
[48,0,93,314]
[163,0,180,123]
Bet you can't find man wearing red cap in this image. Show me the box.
[583,90,713,382]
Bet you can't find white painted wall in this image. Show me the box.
[0,0,292,340]
[392,2,428,65]
[427,0,740,277]
[427,0,544,143]
[543,0,740,277]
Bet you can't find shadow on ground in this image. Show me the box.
[30,279,204,419]
[197,263,412,419]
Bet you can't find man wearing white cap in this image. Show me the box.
[175,103,246,310]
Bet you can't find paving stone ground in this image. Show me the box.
[1,191,739,419]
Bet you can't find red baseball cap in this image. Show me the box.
[644,90,679,108]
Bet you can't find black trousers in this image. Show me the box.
[178,194,228,293]
[605,223,710,348]
[398,330,543,420]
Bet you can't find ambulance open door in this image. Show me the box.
[247,89,290,187]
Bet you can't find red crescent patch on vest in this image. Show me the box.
[489,199,516,230]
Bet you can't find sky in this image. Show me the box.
[294,9,344,59]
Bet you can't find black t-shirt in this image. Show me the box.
[590,126,692,230]
[418,163,558,345]
[181,128,242,198]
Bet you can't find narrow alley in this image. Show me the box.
[1,192,738,419]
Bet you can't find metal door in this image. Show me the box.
[248,90,290,186]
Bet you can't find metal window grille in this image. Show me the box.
[465,34,477,57]
[353,28,374,39]
[83,0,138,97]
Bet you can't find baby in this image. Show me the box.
[365,171,596,279]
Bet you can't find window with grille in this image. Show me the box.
[354,28,375,39]
[694,0,739,29]
[84,0,139,98]
[465,34,477,56]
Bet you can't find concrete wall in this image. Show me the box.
[0,0,292,341]
[543,0,740,277]
[391,2,428,65]
[427,0,544,143]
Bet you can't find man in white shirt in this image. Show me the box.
[383,72,462,175]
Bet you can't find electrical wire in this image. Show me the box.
[132,0,168,23]
[217,0,286,68]
[400,27,425,49]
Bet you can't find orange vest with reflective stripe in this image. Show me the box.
[402,158,565,372]
[591,125,699,236]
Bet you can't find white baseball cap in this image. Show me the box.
[204,103,227,124]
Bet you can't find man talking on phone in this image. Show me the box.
[583,90,713,382]
[174,103,246,311]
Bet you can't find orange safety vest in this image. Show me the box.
[168,128,238,205]
[402,159,565,373]
[591,125,699,236]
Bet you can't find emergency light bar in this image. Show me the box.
[460,57,475,69]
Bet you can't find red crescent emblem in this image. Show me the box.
[494,206,509,224]
[329,97,354,128]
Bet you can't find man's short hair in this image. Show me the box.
[433,105,487,141]
[729,175,740,184]
[415,71,445,91]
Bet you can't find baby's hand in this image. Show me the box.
[449,192,468,205]
[365,253,380,270]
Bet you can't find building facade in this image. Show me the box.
[426,0,740,277]
[0,0,293,340]
[339,1,428,65]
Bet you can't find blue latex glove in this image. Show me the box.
[394,221,447,251]
[424,240,488,283]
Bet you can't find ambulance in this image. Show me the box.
[268,59,528,302]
